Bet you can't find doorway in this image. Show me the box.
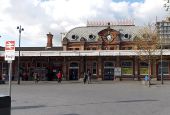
[69,62,79,80]
[69,69,78,80]
[104,62,115,80]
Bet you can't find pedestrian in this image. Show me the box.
[33,72,39,84]
[87,70,91,84]
[57,71,62,83]
[83,72,87,84]
[144,75,149,86]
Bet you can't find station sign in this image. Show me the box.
[5,41,15,61]
[114,67,121,76]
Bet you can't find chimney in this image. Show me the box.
[46,32,53,48]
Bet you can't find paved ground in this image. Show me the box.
[1,80,170,115]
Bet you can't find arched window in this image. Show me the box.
[104,62,114,67]
[70,62,78,68]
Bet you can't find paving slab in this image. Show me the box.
[1,80,170,115]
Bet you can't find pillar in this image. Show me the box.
[62,57,67,80]
[97,57,102,80]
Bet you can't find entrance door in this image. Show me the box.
[69,62,79,80]
[104,68,114,80]
[104,62,115,80]
[86,61,97,79]
[69,69,78,80]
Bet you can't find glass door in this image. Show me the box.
[69,62,79,80]
[104,62,114,80]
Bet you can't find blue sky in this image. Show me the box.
[0,0,168,47]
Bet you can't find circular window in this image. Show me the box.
[89,34,96,40]
[124,34,129,38]
[72,35,79,40]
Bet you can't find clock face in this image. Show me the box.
[106,34,112,41]
[102,31,118,43]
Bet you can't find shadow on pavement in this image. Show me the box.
[12,105,46,110]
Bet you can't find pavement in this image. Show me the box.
[1,80,170,115]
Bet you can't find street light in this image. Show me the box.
[160,36,163,84]
[17,25,24,84]
[158,22,164,85]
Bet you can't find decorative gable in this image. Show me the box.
[98,27,119,44]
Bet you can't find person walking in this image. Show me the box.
[144,75,150,86]
[87,70,91,84]
[33,72,39,84]
[57,71,62,83]
[83,72,88,84]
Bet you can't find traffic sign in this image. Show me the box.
[5,41,15,61]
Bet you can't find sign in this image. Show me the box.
[122,67,133,75]
[5,41,15,61]
[114,67,121,76]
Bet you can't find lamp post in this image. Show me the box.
[17,25,24,85]
[161,36,163,84]
[159,21,164,85]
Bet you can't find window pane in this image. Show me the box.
[93,62,96,67]
[158,61,169,74]
[104,62,114,67]
[70,62,78,67]
[140,62,148,67]
[122,61,132,67]
[93,69,96,74]
[158,68,168,74]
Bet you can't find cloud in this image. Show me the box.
[0,0,168,47]
[131,0,166,25]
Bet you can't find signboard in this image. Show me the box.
[122,67,133,75]
[114,67,121,76]
[5,41,15,61]
[140,67,148,75]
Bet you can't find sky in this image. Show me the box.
[0,0,169,47]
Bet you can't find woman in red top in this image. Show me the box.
[57,71,62,83]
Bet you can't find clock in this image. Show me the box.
[106,34,112,41]
[101,30,118,43]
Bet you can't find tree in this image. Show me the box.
[134,24,160,86]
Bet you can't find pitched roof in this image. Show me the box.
[65,25,142,42]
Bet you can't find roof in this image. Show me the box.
[65,25,142,42]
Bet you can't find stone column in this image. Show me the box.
[134,56,139,80]
[152,59,157,81]
[115,56,121,80]
[97,57,102,80]
[62,57,67,80]
[79,57,85,81]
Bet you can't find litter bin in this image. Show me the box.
[0,95,11,115]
